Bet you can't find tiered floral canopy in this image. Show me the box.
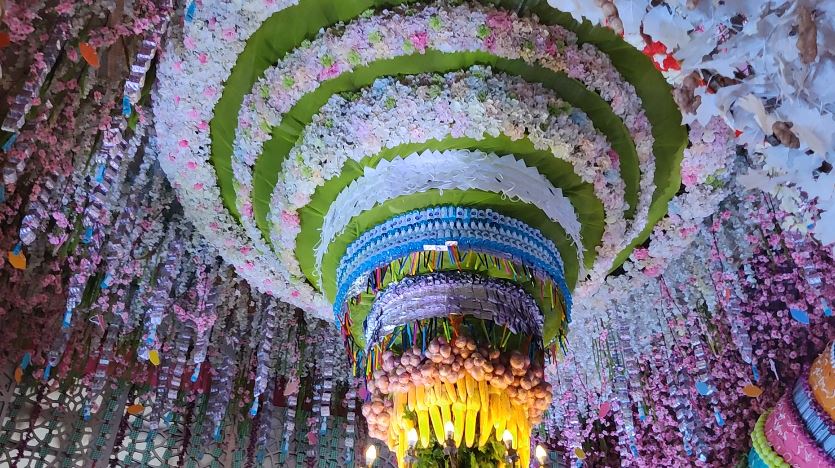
[160,0,686,344]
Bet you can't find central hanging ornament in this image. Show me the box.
[337,207,567,466]
[160,0,686,463]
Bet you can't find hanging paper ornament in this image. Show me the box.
[79,42,100,68]
[599,401,611,419]
[695,381,712,396]
[790,308,810,325]
[574,447,586,460]
[148,349,161,366]
[127,404,144,415]
[7,248,26,270]
[742,383,763,398]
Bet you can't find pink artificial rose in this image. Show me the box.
[318,63,340,80]
[681,169,698,187]
[411,32,428,53]
[632,248,649,261]
[280,210,300,227]
[486,11,512,31]
[52,211,69,229]
[222,27,237,41]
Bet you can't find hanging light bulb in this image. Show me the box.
[405,427,420,467]
[443,420,458,464]
[444,421,455,440]
[535,444,548,466]
[365,445,377,467]
[503,430,519,466]
[502,429,514,447]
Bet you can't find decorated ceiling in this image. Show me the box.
[0,0,833,467]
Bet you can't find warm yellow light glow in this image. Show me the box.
[407,427,418,447]
[502,429,514,446]
[365,445,377,466]
[444,420,455,439]
[535,444,548,464]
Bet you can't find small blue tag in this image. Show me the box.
[122,96,132,117]
[790,308,810,325]
[62,310,73,328]
[2,133,17,152]
[185,1,196,22]
[83,226,94,244]
[21,352,31,369]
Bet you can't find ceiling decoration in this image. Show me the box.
[154,0,690,463]
[155,0,687,318]
[1,0,833,467]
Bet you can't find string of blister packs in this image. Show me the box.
[39,6,170,389]
[334,206,570,324]
[606,314,639,462]
[649,306,709,464]
[659,276,723,453]
[708,214,755,372]
[787,229,832,319]
[43,115,131,386]
[80,132,160,421]
[205,275,251,443]
[253,288,293,459]
[1,18,69,188]
[363,271,544,349]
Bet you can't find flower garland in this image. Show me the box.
[154,0,334,315]
[235,3,655,246]
[271,67,624,282]
[153,2,656,310]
